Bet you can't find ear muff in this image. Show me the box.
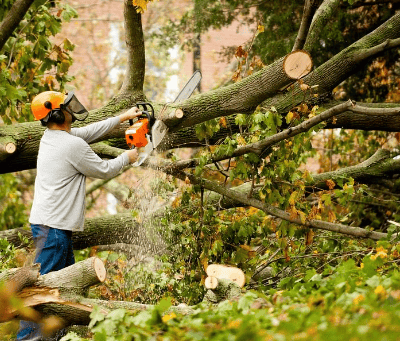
[48,109,65,124]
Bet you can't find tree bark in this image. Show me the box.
[1,258,197,326]
[2,258,107,325]
[292,0,320,52]
[203,278,242,304]
[119,0,146,97]
[0,0,35,52]
[2,13,400,174]
[0,264,40,292]
[266,12,400,114]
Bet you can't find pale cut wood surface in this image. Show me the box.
[283,50,313,79]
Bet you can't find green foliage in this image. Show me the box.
[0,238,18,270]
[64,246,400,340]
[0,173,28,230]
[2,2,400,340]
[0,1,77,123]
[0,237,29,270]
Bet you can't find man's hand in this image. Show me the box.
[125,148,138,163]
[119,107,142,123]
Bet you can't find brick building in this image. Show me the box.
[60,0,253,109]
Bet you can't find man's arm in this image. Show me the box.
[71,107,142,144]
[70,140,138,179]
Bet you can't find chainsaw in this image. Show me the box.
[125,70,202,166]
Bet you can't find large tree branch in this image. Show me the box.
[177,170,387,241]
[0,210,166,255]
[157,52,312,131]
[0,259,197,327]
[159,101,400,171]
[1,14,400,174]
[267,12,400,114]
[0,214,138,250]
[292,0,320,52]
[3,146,397,251]
[0,0,35,52]
[160,12,400,136]
[303,0,341,54]
[309,149,400,190]
[0,49,311,173]
[324,101,400,131]
[119,0,146,97]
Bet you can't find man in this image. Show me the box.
[17,91,140,340]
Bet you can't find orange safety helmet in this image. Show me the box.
[31,91,67,120]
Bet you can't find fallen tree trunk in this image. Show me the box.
[1,258,242,328]
[0,213,140,249]
[203,278,242,304]
[0,264,40,292]
[156,50,313,130]
[1,258,108,325]
[0,50,311,174]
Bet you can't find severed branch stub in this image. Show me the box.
[206,264,246,288]
[0,140,17,161]
[203,278,242,304]
[283,50,313,79]
[174,108,184,119]
[203,264,245,304]
[205,276,219,290]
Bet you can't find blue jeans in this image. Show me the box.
[17,224,75,341]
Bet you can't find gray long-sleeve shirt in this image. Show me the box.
[29,116,129,232]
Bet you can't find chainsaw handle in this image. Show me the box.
[128,102,155,126]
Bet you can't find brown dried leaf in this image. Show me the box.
[328,210,336,223]
[300,83,310,91]
[306,229,314,246]
[232,69,241,82]
[219,117,227,128]
[298,103,309,113]
[326,179,335,190]
[235,46,248,59]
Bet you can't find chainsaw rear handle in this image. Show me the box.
[129,102,155,127]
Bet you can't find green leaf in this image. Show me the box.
[235,114,247,125]
[238,291,258,313]
[88,306,106,329]
[63,38,75,51]
[156,297,172,313]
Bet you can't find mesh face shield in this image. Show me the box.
[61,91,89,121]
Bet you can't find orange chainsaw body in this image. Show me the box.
[125,118,150,149]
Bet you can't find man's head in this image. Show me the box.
[31,91,89,128]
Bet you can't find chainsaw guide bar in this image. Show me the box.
[126,71,202,166]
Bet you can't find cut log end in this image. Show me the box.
[205,276,218,289]
[206,264,246,288]
[5,142,16,154]
[283,50,313,79]
[93,257,106,282]
[175,109,184,119]
[0,142,17,161]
